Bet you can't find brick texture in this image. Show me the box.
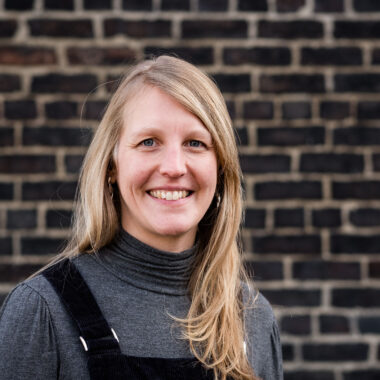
[1,3,380,378]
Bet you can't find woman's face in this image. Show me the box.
[115,85,218,252]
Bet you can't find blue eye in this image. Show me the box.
[142,139,154,146]
[189,140,202,147]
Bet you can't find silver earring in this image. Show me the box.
[108,177,114,200]
[216,194,221,208]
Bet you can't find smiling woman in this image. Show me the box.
[0,56,283,380]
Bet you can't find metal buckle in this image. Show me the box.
[79,328,119,352]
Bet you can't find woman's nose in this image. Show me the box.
[159,146,187,178]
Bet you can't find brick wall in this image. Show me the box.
[1,0,380,378]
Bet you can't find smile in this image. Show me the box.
[149,190,190,200]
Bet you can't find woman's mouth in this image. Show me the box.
[148,190,191,200]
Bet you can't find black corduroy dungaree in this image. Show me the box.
[43,259,218,380]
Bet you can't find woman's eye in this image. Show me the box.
[188,140,204,148]
[141,138,155,147]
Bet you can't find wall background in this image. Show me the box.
[1,0,380,379]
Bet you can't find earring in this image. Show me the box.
[216,193,221,208]
[107,176,114,200]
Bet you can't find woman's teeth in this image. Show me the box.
[149,190,189,200]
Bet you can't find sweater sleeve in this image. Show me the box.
[0,283,59,380]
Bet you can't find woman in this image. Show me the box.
[0,56,283,380]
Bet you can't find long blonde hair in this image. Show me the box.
[54,55,256,380]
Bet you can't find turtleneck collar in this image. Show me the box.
[95,228,197,296]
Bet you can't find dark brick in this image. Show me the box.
[0,183,13,200]
[238,0,267,11]
[320,101,350,119]
[282,102,311,119]
[240,154,290,173]
[333,288,380,307]
[44,0,73,10]
[122,0,152,10]
[22,181,77,201]
[144,47,213,65]
[258,127,325,146]
[315,0,344,12]
[7,209,37,229]
[0,46,56,65]
[5,0,34,10]
[21,237,65,255]
[358,102,380,119]
[243,101,273,119]
[83,101,107,120]
[104,19,171,38]
[213,73,250,93]
[369,262,380,278]
[301,47,362,65]
[276,0,305,12]
[23,127,92,146]
[320,315,350,334]
[253,235,321,254]
[46,209,72,228]
[0,238,12,255]
[282,344,294,361]
[84,0,111,9]
[0,263,42,282]
[224,47,290,66]
[333,181,380,200]
[105,74,123,93]
[226,101,236,120]
[0,155,55,174]
[350,209,380,227]
[45,101,78,119]
[67,47,136,65]
[0,127,14,146]
[285,371,334,380]
[303,343,368,361]
[374,154,380,171]
[234,127,248,146]
[354,0,380,12]
[29,19,93,38]
[300,153,364,173]
[260,74,325,93]
[344,370,380,380]
[245,261,283,281]
[161,0,189,10]
[359,317,380,333]
[293,261,360,280]
[334,127,380,145]
[182,20,247,39]
[0,74,21,92]
[312,209,341,228]
[335,74,380,92]
[32,74,97,94]
[258,20,323,39]
[0,20,17,38]
[262,289,321,307]
[335,21,380,39]
[4,100,37,119]
[331,234,380,254]
[255,181,322,200]
[372,49,380,64]
[274,208,304,227]
[281,315,311,335]
[244,208,266,229]
[65,154,84,174]
[199,0,228,11]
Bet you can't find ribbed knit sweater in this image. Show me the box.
[0,229,283,379]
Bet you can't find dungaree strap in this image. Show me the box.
[43,259,130,379]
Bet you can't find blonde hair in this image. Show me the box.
[54,55,257,380]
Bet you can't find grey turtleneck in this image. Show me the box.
[0,230,283,380]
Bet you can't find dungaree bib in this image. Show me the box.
[43,259,221,380]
